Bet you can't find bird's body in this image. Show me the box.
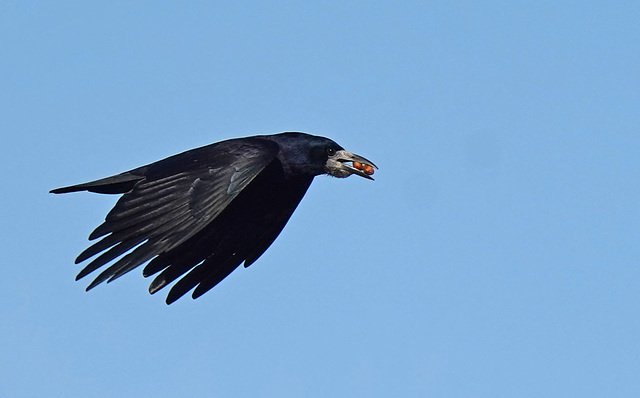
[51,132,376,304]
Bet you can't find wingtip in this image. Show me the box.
[76,266,93,281]
[165,285,192,305]
[85,274,108,291]
[148,276,166,295]
[50,185,83,194]
[149,276,180,305]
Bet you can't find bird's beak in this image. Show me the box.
[327,150,378,180]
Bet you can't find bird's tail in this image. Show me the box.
[50,168,147,195]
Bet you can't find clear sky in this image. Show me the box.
[2,2,639,397]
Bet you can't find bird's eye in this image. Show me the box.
[327,148,336,156]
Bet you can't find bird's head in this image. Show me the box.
[271,133,378,180]
[323,145,378,180]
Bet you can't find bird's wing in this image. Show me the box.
[142,161,314,304]
[74,138,280,290]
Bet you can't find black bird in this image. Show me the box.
[51,132,377,304]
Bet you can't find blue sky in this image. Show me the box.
[2,1,639,397]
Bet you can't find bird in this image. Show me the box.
[51,132,377,304]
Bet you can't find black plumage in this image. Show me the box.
[51,132,377,304]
